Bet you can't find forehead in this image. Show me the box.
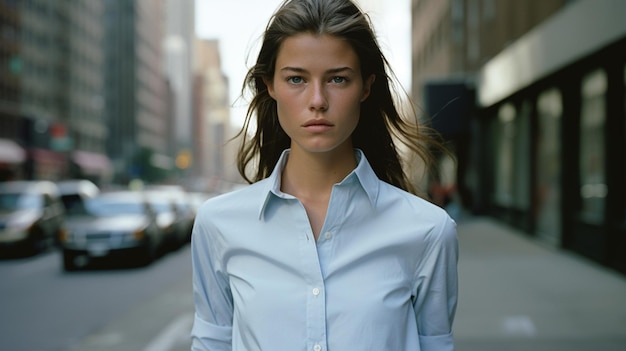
[275,33,361,71]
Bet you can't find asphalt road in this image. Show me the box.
[0,246,194,351]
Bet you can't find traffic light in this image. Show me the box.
[175,149,192,169]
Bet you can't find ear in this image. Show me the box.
[263,76,276,99]
[361,74,375,102]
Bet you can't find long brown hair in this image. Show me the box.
[236,0,442,195]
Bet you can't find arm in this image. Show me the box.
[413,215,459,351]
[190,213,233,351]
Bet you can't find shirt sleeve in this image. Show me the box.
[190,212,233,351]
[413,214,459,351]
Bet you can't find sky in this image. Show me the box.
[194,0,411,128]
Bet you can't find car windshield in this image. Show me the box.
[84,197,145,217]
[61,194,87,216]
[150,200,172,213]
[0,193,42,211]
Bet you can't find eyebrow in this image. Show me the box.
[279,66,355,74]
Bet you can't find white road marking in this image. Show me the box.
[87,332,124,347]
[501,315,537,337]
[143,313,193,351]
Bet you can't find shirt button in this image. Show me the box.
[312,287,320,296]
[313,344,322,351]
[324,232,331,239]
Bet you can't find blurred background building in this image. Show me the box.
[193,38,237,192]
[163,0,196,185]
[412,0,626,274]
[104,0,170,185]
[0,0,233,192]
[0,1,108,182]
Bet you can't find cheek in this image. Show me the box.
[275,99,290,120]
[345,95,364,122]
[275,101,297,134]
[348,108,361,131]
[274,91,301,120]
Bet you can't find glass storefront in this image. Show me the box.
[623,64,626,228]
[579,69,607,224]
[493,103,516,207]
[492,102,530,211]
[536,88,562,245]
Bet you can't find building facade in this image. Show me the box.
[193,38,239,192]
[412,0,626,274]
[104,0,170,184]
[412,0,566,101]
[163,0,196,183]
[412,0,567,215]
[0,0,109,182]
[476,0,626,274]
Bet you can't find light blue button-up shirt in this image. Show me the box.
[191,149,458,351]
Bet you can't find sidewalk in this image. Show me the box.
[454,216,626,351]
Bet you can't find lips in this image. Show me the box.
[302,119,334,133]
[302,119,333,127]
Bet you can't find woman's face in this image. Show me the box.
[265,33,374,155]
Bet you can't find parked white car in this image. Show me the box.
[59,191,163,271]
[0,181,65,256]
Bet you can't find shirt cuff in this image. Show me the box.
[419,332,455,351]
[191,313,232,351]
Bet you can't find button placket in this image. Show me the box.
[297,216,327,351]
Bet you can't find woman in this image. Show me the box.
[191,0,458,350]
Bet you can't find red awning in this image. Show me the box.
[72,150,112,174]
[0,138,26,164]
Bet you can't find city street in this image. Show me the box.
[1,217,626,351]
[0,246,194,351]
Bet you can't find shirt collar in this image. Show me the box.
[257,149,380,219]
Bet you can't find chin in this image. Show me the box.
[298,142,353,155]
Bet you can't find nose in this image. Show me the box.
[309,81,328,111]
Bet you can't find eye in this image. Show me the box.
[287,76,304,84]
[330,76,348,84]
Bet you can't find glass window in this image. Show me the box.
[467,0,480,62]
[623,64,626,225]
[579,69,607,223]
[85,197,145,217]
[514,101,531,209]
[0,193,42,210]
[482,0,496,20]
[493,103,516,206]
[492,101,531,210]
[536,88,562,245]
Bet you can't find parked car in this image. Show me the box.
[58,191,163,270]
[57,179,100,216]
[143,189,189,252]
[0,180,65,255]
[186,191,214,240]
[144,185,198,245]
[175,193,201,242]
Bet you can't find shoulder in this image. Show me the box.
[195,180,269,226]
[378,180,456,241]
[378,181,449,219]
[192,180,270,252]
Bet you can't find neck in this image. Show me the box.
[281,147,357,198]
